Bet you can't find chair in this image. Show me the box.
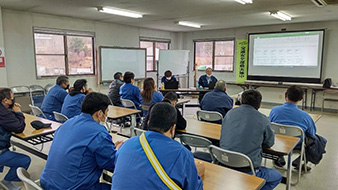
[16,167,43,190]
[44,83,54,94]
[209,145,256,176]
[141,105,150,111]
[10,86,32,113]
[29,85,45,108]
[134,127,146,136]
[121,99,138,110]
[321,89,338,112]
[196,110,223,123]
[53,111,69,122]
[179,134,213,162]
[29,104,47,119]
[271,122,306,185]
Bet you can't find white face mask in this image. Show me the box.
[98,110,106,126]
[207,74,212,78]
[166,77,171,80]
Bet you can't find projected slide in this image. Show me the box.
[252,33,320,67]
[248,30,324,83]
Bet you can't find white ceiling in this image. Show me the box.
[0,0,338,32]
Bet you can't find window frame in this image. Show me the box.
[33,28,96,78]
[140,38,170,72]
[194,38,235,72]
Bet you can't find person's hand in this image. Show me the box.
[86,88,93,94]
[195,161,205,177]
[12,103,22,112]
[115,140,124,150]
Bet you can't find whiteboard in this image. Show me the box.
[100,47,146,82]
[158,50,189,76]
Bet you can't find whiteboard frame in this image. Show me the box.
[98,46,147,84]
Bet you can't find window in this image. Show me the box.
[140,40,170,71]
[194,39,234,71]
[34,29,95,77]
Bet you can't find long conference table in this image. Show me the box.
[179,109,321,190]
[110,133,266,190]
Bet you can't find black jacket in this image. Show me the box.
[142,101,186,131]
[108,79,124,106]
[0,103,25,150]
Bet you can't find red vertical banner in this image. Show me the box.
[0,48,5,67]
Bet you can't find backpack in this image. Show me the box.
[305,134,327,165]
[323,78,332,88]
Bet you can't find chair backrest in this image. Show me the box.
[134,128,146,136]
[11,86,30,94]
[16,167,43,190]
[196,110,223,122]
[121,98,137,109]
[29,104,46,118]
[29,85,45,95]
[271,122,304,139]
[208,145,256,176]
[53,111,69,122]
[179,134,212,148]
[44,83,54,94]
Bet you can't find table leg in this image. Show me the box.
[182,103,186,117]
[130,114,137,137]
[304,89,308,109]
[286,152,292,190]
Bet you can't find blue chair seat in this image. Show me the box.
[193,151,212,162]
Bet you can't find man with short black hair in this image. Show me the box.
[112,102,203,190]
[41,75,70,120]
[0,88,31,190]
[61,79,93,119]
[269,85,317,169]
[108,72,124,106]
[161,70,178,84]
[220,90,282,190]
[40,92,123,190]
[200,80,233,123]
[119,71,143,110]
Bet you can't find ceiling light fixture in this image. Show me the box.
[98,7,143,18]
[177,21,201,28]
[234,0,253,5]
[270,11,292,21]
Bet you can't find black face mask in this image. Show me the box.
[65,84,70,90]
[8,98,15,109]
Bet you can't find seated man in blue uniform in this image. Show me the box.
[198,67,217,88]
[200,80,233,123]
[61,79,93,119]
[40,92,123,190]
[0,88,31,190]
[41,75,70,120]
[269,85,316,170]
[220,90,282,190]
[119,71,143,110]
[161,70,178,84]
[112,102,204,190]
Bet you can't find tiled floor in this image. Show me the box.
[2,98,336,190]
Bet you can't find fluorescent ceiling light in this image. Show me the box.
[234,0,253,4]
[98,7,142,18]
[270,11,292,21]
[178,21,201,28]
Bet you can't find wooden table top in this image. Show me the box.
[198,159,265,190]
[258,108,322,123]
[13,113,62,139]
[107,106,141,119]
[177,99,191,105]
[182,118,299,155]
[109,133,265,190]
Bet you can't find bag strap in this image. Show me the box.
[139,133,182,190]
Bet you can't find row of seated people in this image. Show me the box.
[0,85,323,190]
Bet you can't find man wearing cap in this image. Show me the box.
[0,88,31,190]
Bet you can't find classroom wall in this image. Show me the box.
[1,9,178,94]
[182,21,338,109]
[0,7,8,87]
